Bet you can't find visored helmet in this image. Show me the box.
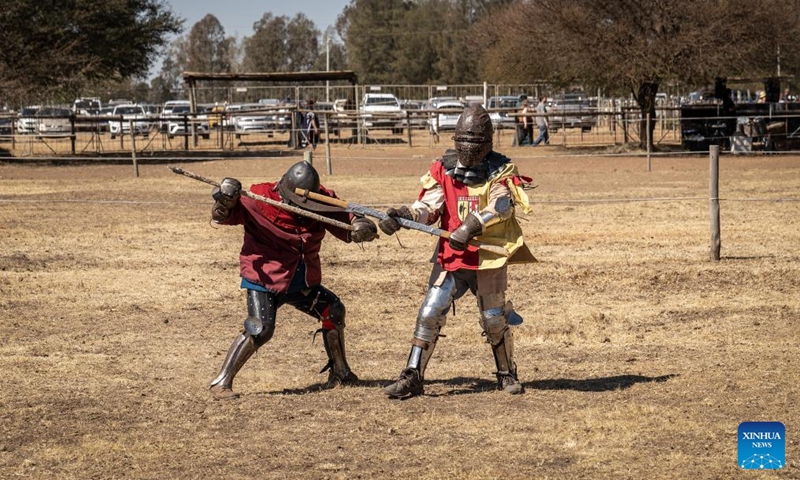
[453,104,494,167]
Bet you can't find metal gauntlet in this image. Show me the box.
[350,216,378,243]
[378,206,414,235]
[448,214,482,251]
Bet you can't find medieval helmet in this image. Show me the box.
[277,161,342,212]
[453,104,494,167]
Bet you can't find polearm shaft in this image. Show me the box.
[169,166,354,231]
[295,188,509,256]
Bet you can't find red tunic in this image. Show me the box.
[426,161,482,271]
[217,182,352,293]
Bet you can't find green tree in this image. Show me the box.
[242,13,321,72]
[285,14,321,71]
[475,0,800,148]
[186,14,236,102]
[0,0,182,104]
[338,0,506,85]
[242,14,287,72]
[154,37,190,100]
[187,14,234,74]
[338,0,407,84]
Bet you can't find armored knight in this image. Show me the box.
[208,161,378,399]
[380,104,535,398]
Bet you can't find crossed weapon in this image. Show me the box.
[170,166,508,256]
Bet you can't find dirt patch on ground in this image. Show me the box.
[1,145,799,479]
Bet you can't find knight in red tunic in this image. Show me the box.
[207,161,378,399]
[379,104,535,398]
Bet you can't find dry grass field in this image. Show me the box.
[1,145,798,479]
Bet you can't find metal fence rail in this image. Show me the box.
[3,107,800,157]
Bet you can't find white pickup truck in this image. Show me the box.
[359,93,405,134]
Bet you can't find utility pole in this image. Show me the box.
[326,34,331,103]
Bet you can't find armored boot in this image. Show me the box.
[320,327,359,386]
[384,337,438,398]
[490,327,523,395]
[208,332,257,400]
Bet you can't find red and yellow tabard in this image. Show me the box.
[422,161,533,271]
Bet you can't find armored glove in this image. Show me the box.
[211,177,242,220]
[379,206,413,235]
[350,217,378,243]
[448,213,483,251]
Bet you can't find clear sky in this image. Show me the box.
[149,0,351,78]
[165,0,351,39]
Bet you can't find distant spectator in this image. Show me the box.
[515,95,532,146]
[532,95,550,146]
[304,99,320,149]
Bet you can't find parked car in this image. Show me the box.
[17,106,40,134]
[230,104,273,138]
[486,96,521,130]
[360,93,405,134]
[160,100,190,131]
[167,105,210,139]
[109,104,152,138]
[0,115,13,136]
[428,100,465,134]
[73,97,102,116]
[35,107,73,135]
[399,100,428,129]
[548,93,594,132]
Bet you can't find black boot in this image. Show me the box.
[320,328,359,385]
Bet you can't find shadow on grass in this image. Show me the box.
[529,374,678,392]
[255,378,393,396]
[250,373,678,398]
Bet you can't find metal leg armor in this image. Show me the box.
[320,326,359,385]
[208,332,256,399]
[208,290,277,399]
[480,294,523,395]
[385,273,456,398]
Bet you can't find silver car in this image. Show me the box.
[35,107,72,135]
[17,106,40,134]
[109,105,152,138]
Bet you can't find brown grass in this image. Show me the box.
[1,145,798,479]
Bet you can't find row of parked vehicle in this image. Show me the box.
[1,93,597,140]
[358,92,597,135]
[6,98,305,139]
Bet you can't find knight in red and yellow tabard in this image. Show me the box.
[379,104,535,399]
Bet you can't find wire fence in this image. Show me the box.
[2,104,799,158]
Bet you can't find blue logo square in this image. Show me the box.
[738,422,785,470]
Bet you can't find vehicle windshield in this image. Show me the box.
[21,108,39,116]
[37,108,70,117]
[489,98,519,109]
[115,107,143,115]
[366,97,399,106]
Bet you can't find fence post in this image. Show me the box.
[406,110,412,147]
[709,145,720,261]
[304,150,313,165]
[119,116,124,149]
[622,109,629,143]
[70,116,76,155]
[183,115,189,151]
[324,111,332,175]
[647,112,652,172]
[129,119,139,178]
